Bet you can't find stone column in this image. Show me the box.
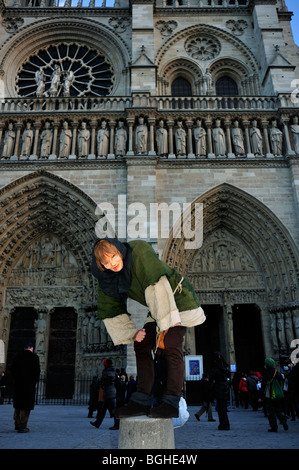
[261,120,272,157]
[70,120,78,159]
[243,119,253,158]
[12,121,22,160]
[148,117,156,156]
[30,120,41,160]
[126,117,135,155]
[205,118,215,158]
[166,120,175,158]
[223,301,236,367]
[224,118,234,158]
[108,120,116,159]
[49,120,59,159]
[186,120,195,158]
[89,119,97,159]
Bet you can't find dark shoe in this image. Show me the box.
[109,425,119,430]
[268,428,278,432]
[218,425,230,430]
[149,403,179,419]
[90,421,100,428]
[114,401,150,418]
[283,422,288,431]
[18,427,29,433]
[208,419,216,422]
[195,414,200,421]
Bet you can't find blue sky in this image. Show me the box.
[285,0,299,46]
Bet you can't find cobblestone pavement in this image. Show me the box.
[0,403,298,451]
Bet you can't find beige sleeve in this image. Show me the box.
[103,314,138,346]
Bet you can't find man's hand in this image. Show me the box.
[133,328,146,342]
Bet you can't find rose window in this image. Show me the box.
[16,43,115,98]
[185,36,221,61]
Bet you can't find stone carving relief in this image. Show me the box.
[155,20,178,37]
[269,308,299,354]
[2,17,24,34]
[226,19,248,36]
[185,35,221,61]
[108,17,131,33]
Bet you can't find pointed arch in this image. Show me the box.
[162,183,299,308]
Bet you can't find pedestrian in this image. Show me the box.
[88,376,100,418]
[246,371,259,411]
[11,342,40,433]
[91,238,205,419]
[231,372,241,407]
[209,352,230,431]
[116,375,127,408]
[194,373,215,422]
[126,375,137,403]
[90,358,120,430]
[238,373,249,409]
[259,357,288,432]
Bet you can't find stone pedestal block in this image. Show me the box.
[118,416,175,449]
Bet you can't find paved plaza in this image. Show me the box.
[0,403,298,452]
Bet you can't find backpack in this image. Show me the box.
[269,370,284,400]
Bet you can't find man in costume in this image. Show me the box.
[91,238,205,419]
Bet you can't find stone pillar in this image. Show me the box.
[148,117,156,155]
[243,120,253,158]
[224,118,234,158]
[12,121,22,159]
[31,120,41,160]
[108,120,116,159]
[261,120,272,157]
[223,302,236,367]
[49,120,59,159]
[118,416,175,449]
[186,120,195,158]
[126,117,135,155]
[70,120,78,159]
[89,119,97,159]
[205,118,215,158]
[166,120,175,158]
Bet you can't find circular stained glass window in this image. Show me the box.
[185,36,221,61]
[16,43,115,98]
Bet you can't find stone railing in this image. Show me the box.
[8,0,124,8]
[156,0,250,8]
[0,106,297,161]
[0,93,296,115]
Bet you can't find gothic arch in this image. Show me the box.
[158,57,202,95]
[0,17,131,97]
[0,170,98,293]
[162,183,299,309]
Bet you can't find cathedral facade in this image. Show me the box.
[0,0,299,396]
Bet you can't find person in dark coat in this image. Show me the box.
[194,373,215,422]
[209,352,230,431]
[259,357,288,432]
[88,376,100,418]
[11,342,40,433]
[90,358,119,430]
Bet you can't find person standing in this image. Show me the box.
[210,352,230,431]
[11,342,40,433]
[194,373,215,422]
[90,358,119,430]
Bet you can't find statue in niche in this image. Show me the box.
[40,122,53,158]
[269,120,283,156]
[34,312,47,353]
[63,71,74,97]
[174,121,186,155]
[41,237,55,265]
[269,313,279,352]
[284,311,294,349]
[35,69,46,97]
[20,122,34,157]
[212,119,226,156]
[201,68,213,96]
[2,122,15,159]
[114,121,127,157]
[231,120,245,156]
[156,120,168,156]
[77,122,90,157]
[290,116,299,154]
[193,120,206,156]
[135,117,148,154]
[97,120,109,157]
[277,312,287,350]
[49,64,62,97]
[59,121,72,158]
[250,120,263,156]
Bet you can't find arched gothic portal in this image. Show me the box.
[0,171,126,395]
[162,183,299,368]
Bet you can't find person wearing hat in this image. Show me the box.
[259,357,288,432]
[90,358,120,430]
[91,238,205,419]
[11,342,40,433]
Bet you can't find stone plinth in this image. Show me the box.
[118,416,175,449]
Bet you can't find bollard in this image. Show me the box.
[118,416,175,449]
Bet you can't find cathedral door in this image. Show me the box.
[46,307,77,399]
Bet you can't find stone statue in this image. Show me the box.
[212,119,226,156]
[20,122,34,157]
[250,120,263,156]
[290,116,299,154]
[155,120,168,156]
[135,117,148,154]
[193,119,206,156]
[231,120,245,156]
[77,121,90,157]
[114,120,127,157]
[40,122,53,158]
[34,313,47,353]
[202,68,213,96]
[63,71,74,97]
[277,312,287,351]
[59,121,72,158]
[97,121,109,157]
[175,121,186,156]
[2,122,15,159]
[269,313,279,352]
[269,120,283,156]
[49,64,62,97]
[35,70,46,97]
